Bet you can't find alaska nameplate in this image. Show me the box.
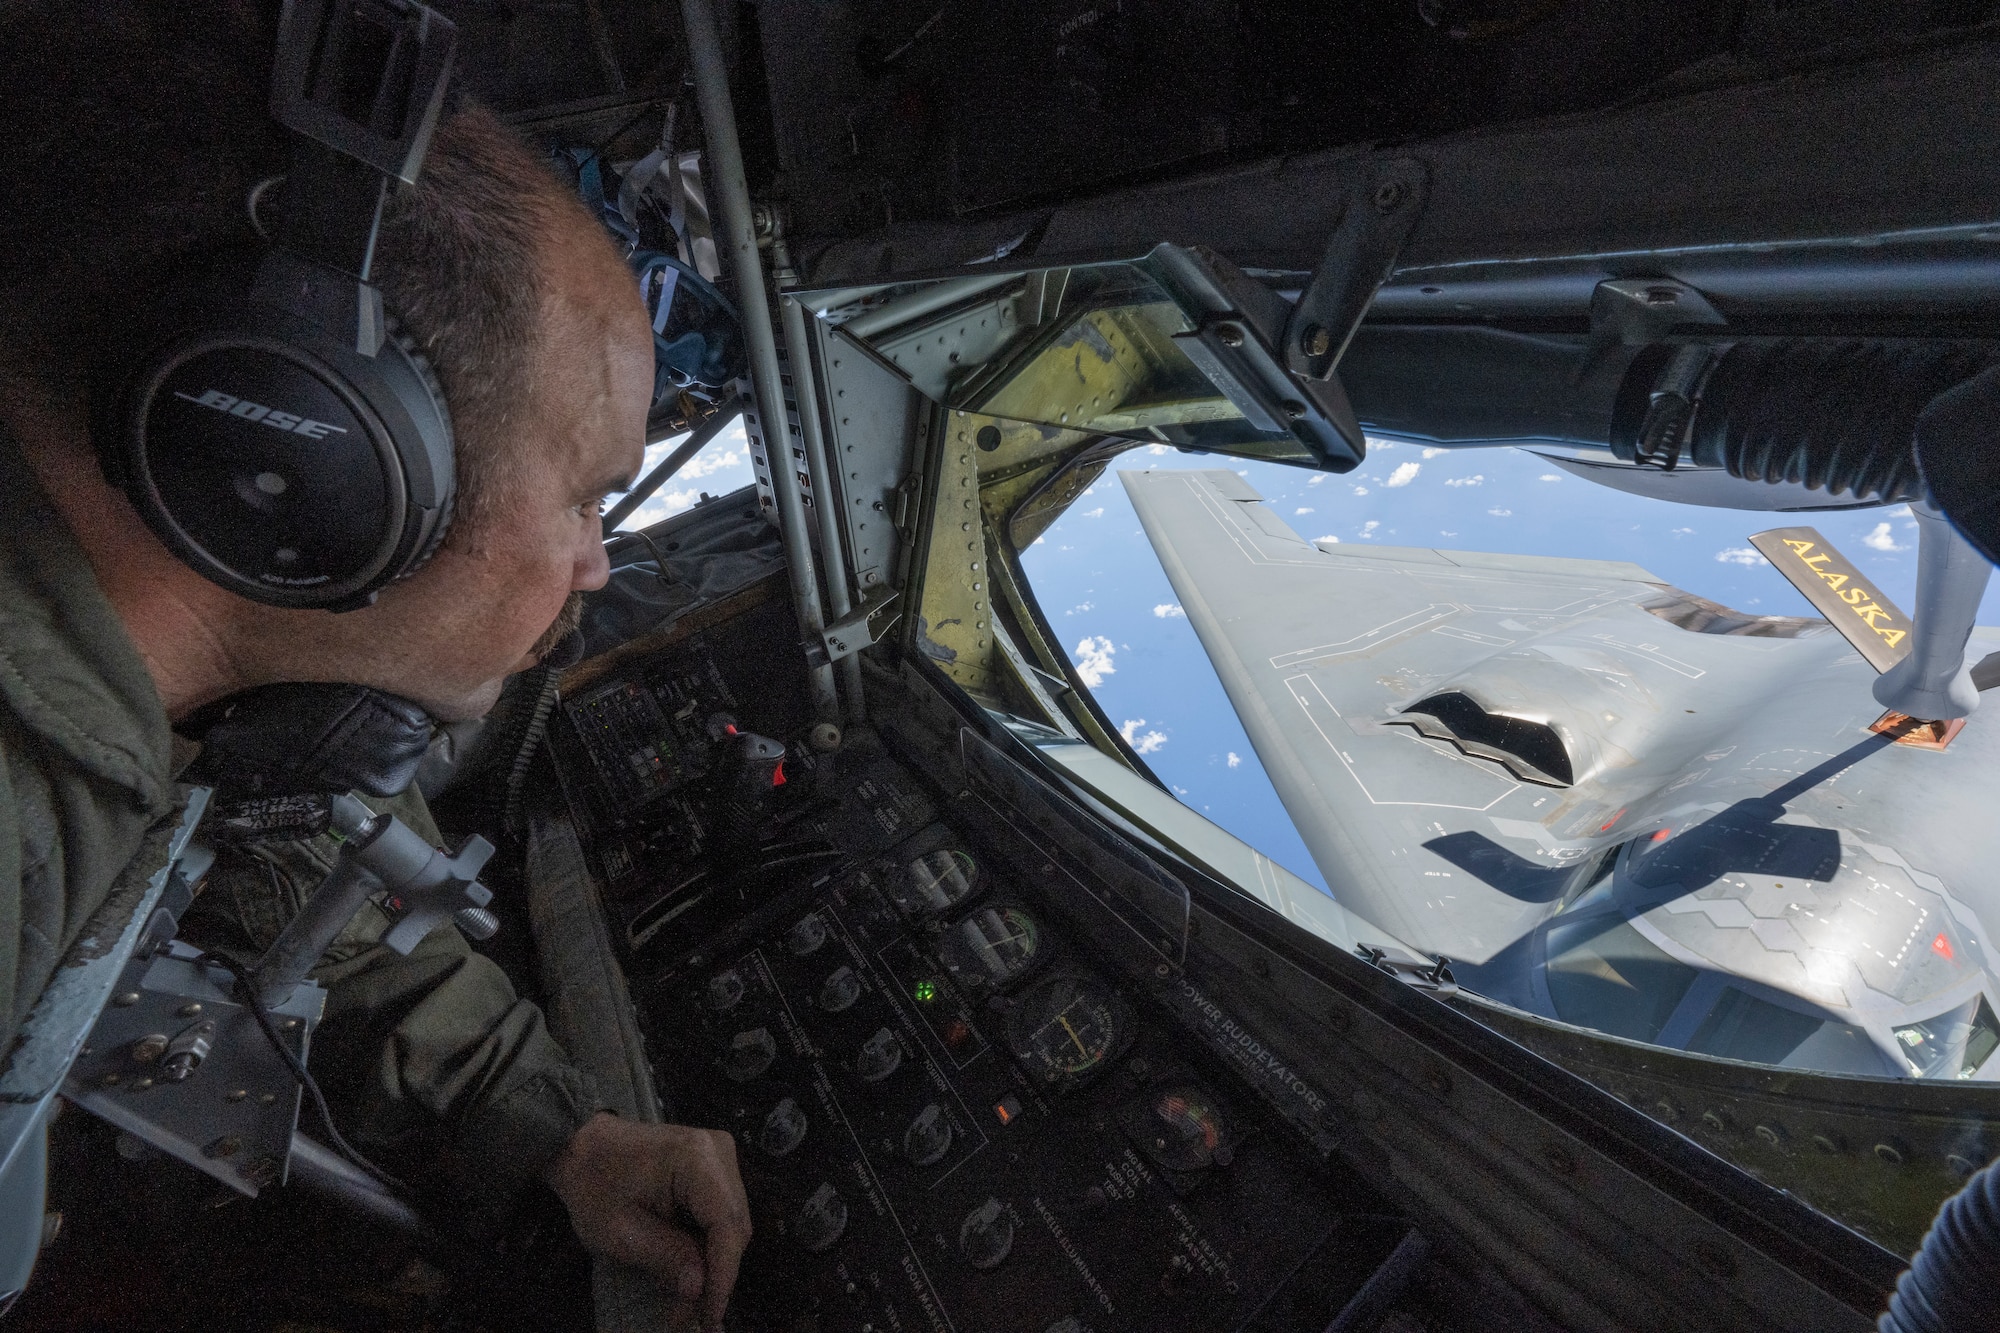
[1749,526,1913,672]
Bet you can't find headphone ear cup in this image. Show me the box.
[107,277,456,613]
[381,319,456,580]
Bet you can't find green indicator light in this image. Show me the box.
[914,979,938,1004]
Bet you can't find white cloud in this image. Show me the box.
[1081,507,1105,519]
[1082,486,1096,496]
[1226,751,1242,768]
[1295,507,1314,515]
[1063,601,1095,616]
[1487,507,1512,517]
[1862,521,1908,552]
[1308,474,1326,486]
[1440,530,1457,538]
[1147,444,1170,455]
[681,448,744,480]
[1032,535,1045,545]
[1887,503,1913,517]
[1671,527,1694,536]
[1316,535,1340,544]
[1119,718,1168,754]
[1538,473,1562,482]
[1444,475,1484,487]
[1352,485,1369,496]
[1384,462,1421,488]
[1715,547,1769,567]
[1073,636,1116,687]
[1361,520,1380,539]
[1421,447,1447,459]
[1153,603,1185,618]
[615,421,756,531]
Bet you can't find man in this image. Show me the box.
[0,5,747,1328]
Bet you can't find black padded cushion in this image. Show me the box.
[181,683,434,798]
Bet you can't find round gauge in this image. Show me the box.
[893,848,981,916]
[939,904,1044,991]
[1144,1084,1232,1171]
[1004,972,1126,1086]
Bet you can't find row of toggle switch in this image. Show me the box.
[790,1180,1016,1272]
[719,1021,907,1083]
[753,1095,955,1167]
[708,960,861,1016]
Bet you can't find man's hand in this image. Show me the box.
[545,1113,752,1331]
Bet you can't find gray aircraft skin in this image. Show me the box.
[1124,467,2000,1082]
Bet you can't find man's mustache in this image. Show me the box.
[529,592,586,664]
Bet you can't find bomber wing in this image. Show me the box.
[1123,467,2000,1078]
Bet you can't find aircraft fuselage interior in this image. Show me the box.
[12,2,2000,1331]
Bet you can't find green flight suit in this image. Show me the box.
[0,430,596,1222]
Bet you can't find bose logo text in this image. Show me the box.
[173,389,348,440]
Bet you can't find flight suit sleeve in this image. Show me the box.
[187,784,603,1225]
[306,910,601,1219]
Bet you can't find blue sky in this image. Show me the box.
[611,417,756,532]
[1019,440,2000,894]
[612,424,1998,895]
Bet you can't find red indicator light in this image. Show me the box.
[943,1019,970,1048]
[1598,807,1627,833]
[1650,828,1671,843]
[1934,933,1955,960]
[994,1095,1021,1126]
[771,760,786,788]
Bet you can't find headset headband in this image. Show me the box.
[103,0,462,613]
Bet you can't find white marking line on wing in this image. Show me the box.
[1588,633,1706,679]
[1179,475,1339,569]
[1269,604,1457,668]
[1431,624,1514,647]
[1283,675,1520,811]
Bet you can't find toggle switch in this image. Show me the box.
[787,913,829,957]
[959,1198,1015,1269]
[708,969,746,1012]
[855,1027,903,1082]
[903,1103,954,1166]
[723,1027,778,1082]
[759,1097,808,1157]
[796,1183,849,1253]
[819,966,862,1013]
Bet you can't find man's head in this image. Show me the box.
[0,3,649,721]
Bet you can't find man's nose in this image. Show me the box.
[574,525,612,592]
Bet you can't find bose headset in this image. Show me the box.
[98,0,461,613]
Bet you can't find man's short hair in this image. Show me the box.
[0,1,578,541]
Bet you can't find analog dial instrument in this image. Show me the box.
[1004,972,1127,1085]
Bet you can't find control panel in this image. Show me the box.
[642,824,1360,1333]
[552,606,1412,1330]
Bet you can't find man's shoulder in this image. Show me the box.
[0,429,173,816]
[0,426,177,1057]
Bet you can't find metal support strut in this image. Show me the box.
[774,223,865,721]
[679,0,840,726]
